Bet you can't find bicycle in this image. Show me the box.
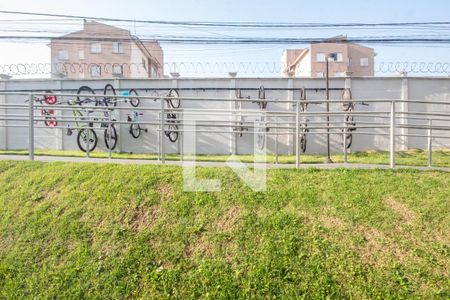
[127,110,148,138]
[166,88,180,109]
[340,89,368,149]
[65,86,117,152]
[103,84,117,106]
[77,84,118,107]
[233,89,250,137]
[85,85,118,150]
[120,88,140,107]
[253,86,269,150]
[299,89,309,153]
[256,115,268,150]
[25,91,58,127]
[163,89,180,143]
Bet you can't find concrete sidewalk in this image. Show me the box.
[0,154,449,172]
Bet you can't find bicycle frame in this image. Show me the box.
[127,110,147,139]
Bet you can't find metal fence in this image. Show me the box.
[0,89,449,169]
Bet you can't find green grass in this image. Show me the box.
[1,148,450,167]
[0,161,448,299]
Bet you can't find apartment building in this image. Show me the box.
[281,36,375,77]
[50,21,164,79]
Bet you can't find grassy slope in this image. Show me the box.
[1,148,450,167]
[0,161,449,299]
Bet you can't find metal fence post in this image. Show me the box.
[108,110,112,160]
[343,114,348,164]
[275,115,279,164]
[160,98,166,164]
[28,93,34,160]
[180,109,183,162]
[157,112,161,161]
[428,119,432,167]
[390,100,396,168]
[85,125,91,158]
[295,99,300,168]
[287,76,294,155]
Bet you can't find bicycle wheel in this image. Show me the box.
[77,128,98,152]
[167,89,180,108]
[346,115,356,132]
[300,134,307,153]
[104,125,118,150]
[256,130,265,150]
[258,85,267,109]
[256,117,268,150]
[345,133,353,149]
[128,89,139,107]
[129,124,141,139]
[44,91,57,105]
[165,113,178,142]
[167,126,179,143]
[44,117,58,127]
[77,86,95,105]
[341,89,353,111]
[300,124,308,153]
[103,84,117,106]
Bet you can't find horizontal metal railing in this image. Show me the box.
[0,91,448,168]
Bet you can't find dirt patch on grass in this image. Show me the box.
[319,215,347,230]
[222,239,239,263]
[184,235,213,258]
[131,206,162,233]
[384,198,416,225]
[317,206,348,229]
[214,206,242,233]
[156,184,174,201]
[358,226,411,266]
[43,188,61,200]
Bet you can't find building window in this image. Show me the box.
[90,43,102,54]
[90,65,101,77]
[334,72,346,77]
[142,58,147,70]
[335,52,343,62]
[348,58,353,66]
[78,50,85,60]
[112,42,123,54]
[112,65,123,76]
[316,53,326,62]
[360,58,369,66]
[58,50,68,60]
[316,72,324,78]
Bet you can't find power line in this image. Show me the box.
[2,35,450,45]
[1,10,450,29]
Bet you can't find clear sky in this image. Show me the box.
[1,0,450,76]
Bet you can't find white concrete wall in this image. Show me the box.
[0,76,449,155]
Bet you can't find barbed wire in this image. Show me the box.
[0,62,146,77]
[1,61,450,77]
[165,62,282,74]
[375,61,450,74]
[0,63,52,76]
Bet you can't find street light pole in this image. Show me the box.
[325,54,334,163]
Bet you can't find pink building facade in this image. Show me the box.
[281,37,375,77]
[50,21,164,79]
